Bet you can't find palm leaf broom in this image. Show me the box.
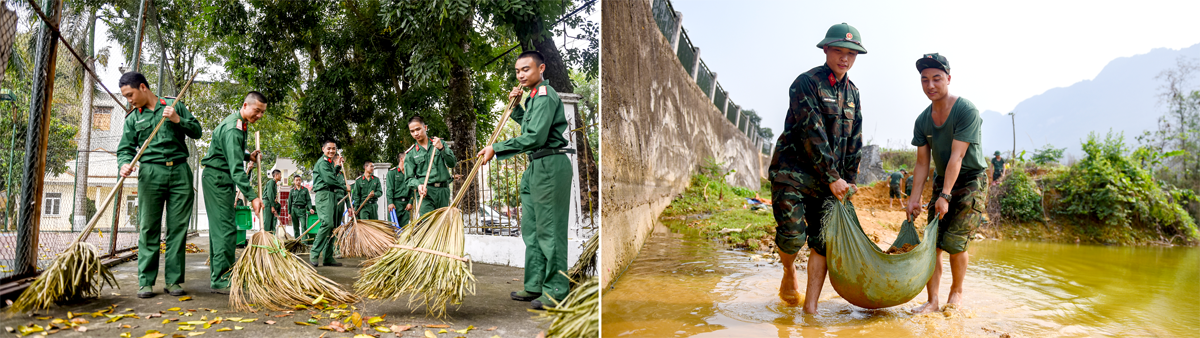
[8,73,198,313]
[230,132,359,311]
[532,276,599,337]
[355,93,522,318]
[567,233,599,284]
[334,179,397,259]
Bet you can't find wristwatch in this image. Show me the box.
[938,192,952,201]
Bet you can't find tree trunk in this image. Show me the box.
[446,11,477,214]
[527,32,573,94]
[73,10,97,231]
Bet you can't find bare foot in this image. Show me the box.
[911,301,940,314]
[802,303,818,314]
[946,291,964,306]
[779,272,801,306]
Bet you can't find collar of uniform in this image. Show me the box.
[324,155,332,163]
[528,79,547,98]
[820,64,849,87]
[138,97,168,114]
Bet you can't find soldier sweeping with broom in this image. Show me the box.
[354,161,383,220]
[288,175,314,240]
[404,116,456,217]
[200,91,267,294]
[311,140,349,267]
[477,50,574,310]
[115,72,205,299]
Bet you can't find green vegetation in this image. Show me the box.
[1050,132,1197,244]
[998,169,1044,223]
[1031,144,1066,165]
[661,158,773,250]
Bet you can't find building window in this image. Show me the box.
[93,106,112,131]
[43,192,61,216]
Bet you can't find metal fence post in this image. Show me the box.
[14,0,61,277]
[708,73,718,99]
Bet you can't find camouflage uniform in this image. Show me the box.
[888,171,903,198]
[769,64,863,256]
[927,171,988,254]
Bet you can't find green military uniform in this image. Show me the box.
[769,63,864,257]
[493,80,574,303]
[263,178,279,232]
[311,155,347,265]
[888,171,903,198]
[905,175,915,196]
[911,96,988,255]
[199,111,256,289]
[404,141,457,217]
[386,165,412,226]
[991,152,1005,182]
[117,97,201,289]
[288,185,313,239]
[353,172,383,220]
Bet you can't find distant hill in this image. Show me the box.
[982,43,1200,160]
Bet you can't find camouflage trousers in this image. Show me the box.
[771,180,839,256]
[927,171,988,255]
[889,183,902,198]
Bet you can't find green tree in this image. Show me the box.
[1137,56,1199,219]
[1031,144,1065,165]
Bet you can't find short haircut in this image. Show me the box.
[517,50,545,66]
[244,91,267,104]
[293,175,302,180]
[272,169,281,175]
[408,115,426,125]
[322,139,337,148]
[364,161,373,167]
[118,72,150,90]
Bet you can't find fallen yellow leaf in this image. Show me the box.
[216,328,231,332]
[167,307,181,311]
[424,330,437,338]
[367,316,384,324]
[178,296,193,301]
[178,326,195,331]
[187,332,205,336]
[120,333,132,338]
[312,294,325,305]
[374,326,391,333]
[239,318,257,323]
[438,329,448,334]
[294,322,312,326]
[234,326,243,330]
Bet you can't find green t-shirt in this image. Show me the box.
[911,97,987,177]
[991,157,1005,172]
[889,172,902,185]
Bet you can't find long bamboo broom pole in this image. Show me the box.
[340,153,358,225]
[411,143,438,217]
[255,131,264,232]
[72,71,199,245]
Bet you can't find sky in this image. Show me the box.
[667,0,1200,149]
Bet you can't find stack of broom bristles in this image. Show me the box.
[230,229,360,311]
[567,233,599,283]
[7,242,117,312]
[335,219,397,258]
[355,207,475,318]
[533,276,599,337]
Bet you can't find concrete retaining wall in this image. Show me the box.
[600,0,767,289]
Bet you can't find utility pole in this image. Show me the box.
[72,9,97,231]
[1008,111,1016,159]
[14,0,61,277]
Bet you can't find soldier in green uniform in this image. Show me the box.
[768,23,865,314]
[990,151,1005,185]
[288,175,314,239]
[310,140,348,267]
[404,116,456,217]
[478,51,574,310]
[263,169,281,232]
[354,161,383,220]
[888,169,906,208]
[200,91,266,293]
[905,53,988,314]
[387,150,413,226]
[117,72,204,298]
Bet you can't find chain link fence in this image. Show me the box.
[0,0,181,282]
[652,0,771,155]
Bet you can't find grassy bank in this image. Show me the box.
[660,161,775,251]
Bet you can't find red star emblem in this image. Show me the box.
[846,32,853,40]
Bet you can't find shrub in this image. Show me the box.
[999,169,1044,222]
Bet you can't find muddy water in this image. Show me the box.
[602,223,1199,337]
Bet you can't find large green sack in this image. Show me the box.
[819,193,940,309]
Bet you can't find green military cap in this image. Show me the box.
[816,22,867,54]
[917,53,951,74]
[994,150,1001,156]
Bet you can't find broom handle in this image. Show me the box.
[256,131,264,231]
[296,194,350,237]
[71,71,200,246]
[340,154,358,224]
[448,93,521,208]
[412,143,438,215]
